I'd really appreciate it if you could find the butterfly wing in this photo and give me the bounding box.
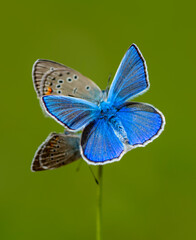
[31,132,81,171]
[107,44,149,106]
[116,102,165,147]
[32,59,102,103]
[32,146,45,171]
[42,95,100,131]
[81,118,124,165]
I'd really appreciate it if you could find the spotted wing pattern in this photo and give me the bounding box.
[31,132,81,171]
[32,59,102,103]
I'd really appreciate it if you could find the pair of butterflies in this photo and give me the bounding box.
[31,44,165,171]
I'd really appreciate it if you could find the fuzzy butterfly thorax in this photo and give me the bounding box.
[98,101,129,144]
[99,101,117,120]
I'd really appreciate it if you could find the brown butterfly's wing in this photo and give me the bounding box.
[31,146,45,171]
[31,132,81,172]
[32,59,102,103]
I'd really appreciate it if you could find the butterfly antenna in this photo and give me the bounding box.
[106,73,112,94]
[89,166,99,185]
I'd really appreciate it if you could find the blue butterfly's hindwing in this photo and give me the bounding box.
[107,44,149,106]
[42,95,100,131]
[81,118,124,164]
[116,102,165,146]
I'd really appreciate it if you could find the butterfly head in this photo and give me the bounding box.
[101,89,108,102]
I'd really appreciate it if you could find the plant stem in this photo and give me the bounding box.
[96,165,103,240]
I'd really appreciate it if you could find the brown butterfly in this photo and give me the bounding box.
[32,59,100,171]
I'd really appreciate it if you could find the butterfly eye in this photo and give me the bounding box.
[58,79,64,83]
[85,85,91,91]
[57,90,62,94]
[67,77,72,83]
[73,75,78,80]
[50,67,54,71]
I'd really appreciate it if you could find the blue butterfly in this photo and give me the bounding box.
[34,44,165,165]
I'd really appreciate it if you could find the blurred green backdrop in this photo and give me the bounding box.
[1,0,196,239]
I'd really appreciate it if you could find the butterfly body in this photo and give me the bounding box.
[33,44,165,166]
[99,101,117,119]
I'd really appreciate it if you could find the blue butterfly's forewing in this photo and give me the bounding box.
[116,102,165,146]
[81,118,124,164]
[42,95,100,131]
[107,44,149,106]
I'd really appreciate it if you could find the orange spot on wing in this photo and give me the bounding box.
[46,87,53,95]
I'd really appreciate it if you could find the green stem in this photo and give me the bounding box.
[96,165,103,240]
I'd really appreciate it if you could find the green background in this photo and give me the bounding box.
[1,0,196,239]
